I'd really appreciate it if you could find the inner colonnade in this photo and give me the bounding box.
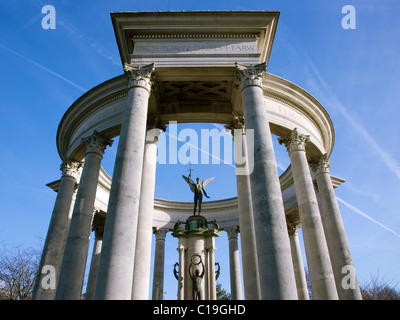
[33,11,362,300]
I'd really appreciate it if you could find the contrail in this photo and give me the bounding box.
[337,197,400,239]
[0,44,87,92]
[165,129,236,168]
[278,22,400,180]
[164,126,288,170]
[305,56,400,180]
[57,19,121,67]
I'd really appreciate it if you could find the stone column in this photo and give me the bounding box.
[206,236,217,300]
[279,129,338,300]
[85,224,103,300]
[177,238,187,300]
[226,114,261,299]
[95,63,155,300]
[235,62,297,300]
[152,228,167,300]
[32,160,82,300]
[203,243,210,300]
[288,223,309,300]
[311,154,362,300]
[132,127,164,300]
[226,226,243,300]
[56,131,112,300]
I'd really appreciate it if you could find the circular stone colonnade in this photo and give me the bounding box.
[33,11,362,300]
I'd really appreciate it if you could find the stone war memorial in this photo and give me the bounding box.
[33,11,362,300]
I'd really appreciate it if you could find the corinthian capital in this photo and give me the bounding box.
[60,160,83,179]
[154,228,168,241]
[278,128,310,154]
[235,62,267,89]
[124,63,155,91]
[287,223,300,237]
[224,112,245,135]
[81,130,113,156]
[226,226,239,240]
[310,153,331,175]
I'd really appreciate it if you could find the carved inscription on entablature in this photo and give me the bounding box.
[132,36,259,56]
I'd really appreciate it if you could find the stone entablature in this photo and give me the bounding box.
[131,34,259,53]
[112,11,279,69]
[58,73,334,161]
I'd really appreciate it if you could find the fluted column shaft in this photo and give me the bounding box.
[279,129,338,300]
[85,225,103,300]
[152,228,167,300]
[236,62,297,300]
[226,226,243,300]
[177,238,186,300]
[132,128,163,300]
[227,117,261,300]
[56,131,112,300]
[33,160,82,300]
[288,223,309,300]
[95,63,155,300]
[312,154,362,300]
[206,236,217,300]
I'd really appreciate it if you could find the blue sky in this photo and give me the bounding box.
[1,0,399,299]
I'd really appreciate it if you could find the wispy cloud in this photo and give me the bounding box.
[304,56,400,180]
[277,22,400,180]
[0,44,87,92]
[337,196,400,240]
[57,19,120,67]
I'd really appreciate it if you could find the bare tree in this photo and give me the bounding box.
[360,273,400,300]
[0,245,40,300]
[305,266,400,300]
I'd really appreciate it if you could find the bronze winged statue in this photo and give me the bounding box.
[182,164,214,215]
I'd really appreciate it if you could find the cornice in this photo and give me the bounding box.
[56,74,127,161]
[132,34,259,40]
[262,73,335,157]
[111,10,280,66]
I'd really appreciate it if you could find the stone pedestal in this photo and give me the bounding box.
[173,215,220,300]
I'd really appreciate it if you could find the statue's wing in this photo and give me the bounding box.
[202,177,214,188]
[182,175,196,193]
